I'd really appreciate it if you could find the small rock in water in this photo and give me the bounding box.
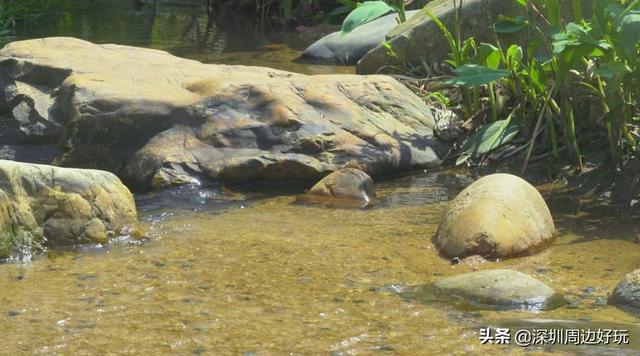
[297,168,376,208]
[433,269,563,311]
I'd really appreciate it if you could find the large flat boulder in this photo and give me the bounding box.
[356,0,522,74]
[0,37,445,189]
[301,10,419,65]
[0,160,138,261]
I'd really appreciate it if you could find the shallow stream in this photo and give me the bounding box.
[2,1,640,354]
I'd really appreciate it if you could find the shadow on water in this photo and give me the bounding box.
[547,194,640,245]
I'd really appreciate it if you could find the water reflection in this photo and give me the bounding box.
[16,0,353,75]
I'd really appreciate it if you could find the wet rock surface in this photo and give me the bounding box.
[433,269,562,310]
[301,10,419,65]
[297,168,376,207]
[0,160,138,260]
[434,173,555,260]
[0,37,445,190]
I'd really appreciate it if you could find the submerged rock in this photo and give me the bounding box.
[0,37,445,190]
[434,173,555,260]
[0,160,139,260]
[297,168,376,207]
[609,269,640,311]
[357,0,522,74]
[434,269,562,310]
[301,10,419,65]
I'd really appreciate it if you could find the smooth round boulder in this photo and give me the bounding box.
[434,269,562,310]
[435,173,554,260]
[609,269,640,311]
[298,168,376,207]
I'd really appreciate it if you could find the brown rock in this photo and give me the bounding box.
[434,173,554,260]
[298,168,376,207]
[0,37,446,190]
[0,160,139,261]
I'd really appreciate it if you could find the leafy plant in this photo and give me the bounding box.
[0,0,56,42]
[339,0,409,34]
[341,0,394,34]
[428,0,640,172]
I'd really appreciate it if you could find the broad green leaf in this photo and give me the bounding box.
[506,44,523,71]
[528,59,547,94]
[597,62,630,79]
[456,119,519,165]
[445,64,510,87]
[619,0,640,18]
[478,43,501,69]
[494,15,529,33]
[341,1,394,34]
[619,11,640,55]
[552,22,611,55]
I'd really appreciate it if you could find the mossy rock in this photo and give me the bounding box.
[0,160,139,262]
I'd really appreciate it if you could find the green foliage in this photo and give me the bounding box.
[341,1,394,34]
[338,0,409,34]
[445,65,510,87]
[329,0,360,19]
[0,0,57,42]
[429,0,640,171]
[457,117,520,165]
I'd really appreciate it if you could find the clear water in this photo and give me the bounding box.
[12,0,353,75]
[2,1,640,354]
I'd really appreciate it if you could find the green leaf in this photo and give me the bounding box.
[597,62,630,79]
[528,59,547,94]
[425,8,461,66]
[456,119,519,165]
[445,64,510,87]
[478,43,501,69]
[494,15,529,33]
[341,1,394,34]
[619,11,640,55]
[545,0,562,27]
[506,44,523,71]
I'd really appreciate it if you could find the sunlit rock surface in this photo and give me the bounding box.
[434,173,555,260]
[297,167,376,208]
[357,0,522,74]
[0,37,446,189]
[301,10,419,65]
[433,269,562,310]
[0,160,138,260]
